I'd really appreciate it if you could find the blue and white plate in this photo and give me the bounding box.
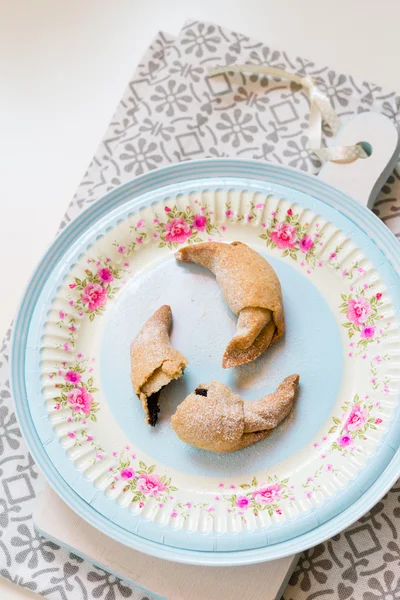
[12,159,400,565]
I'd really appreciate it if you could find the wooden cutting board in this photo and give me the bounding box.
[34,486,299,600]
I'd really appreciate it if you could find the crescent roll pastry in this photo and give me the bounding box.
[171,374,299,453]
[130,305,188,426]
[175,241,284,368]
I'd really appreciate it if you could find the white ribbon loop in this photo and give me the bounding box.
[208,65,368,163]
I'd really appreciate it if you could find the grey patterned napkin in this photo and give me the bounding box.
[1,19,400,600]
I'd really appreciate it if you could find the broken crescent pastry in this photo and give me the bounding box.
[175,241,284,368]
[171,374,299,453]
[130,305,188,426]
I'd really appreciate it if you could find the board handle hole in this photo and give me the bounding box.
[358,141,373,158]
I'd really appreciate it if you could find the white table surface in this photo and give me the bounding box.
[1,0,399,597]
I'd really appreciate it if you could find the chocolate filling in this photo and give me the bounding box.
[195,387,208,397]
[147,390,161,426]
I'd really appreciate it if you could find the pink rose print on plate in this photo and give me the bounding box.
[81,282,107,312]
[343,404,368,431]
[67,387,93,414]
[299,235,314,253]
[64,370,82,384]
[360,326,375,339]
[337,434,354,448]
[97,267,114,284]
[193,214,207,232]
[269,223,297,249]
[120,468,135,480]
[346,297,372,326]
[236,496,250,509]
[252,483,282,505]
[164,217,192,244]
[137,473,167,497]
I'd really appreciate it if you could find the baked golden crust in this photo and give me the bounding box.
[175,241,284,368]
[171,374,299,453]
[130,305,188,426]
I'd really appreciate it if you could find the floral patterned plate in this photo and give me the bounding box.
[12,159,400,565]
